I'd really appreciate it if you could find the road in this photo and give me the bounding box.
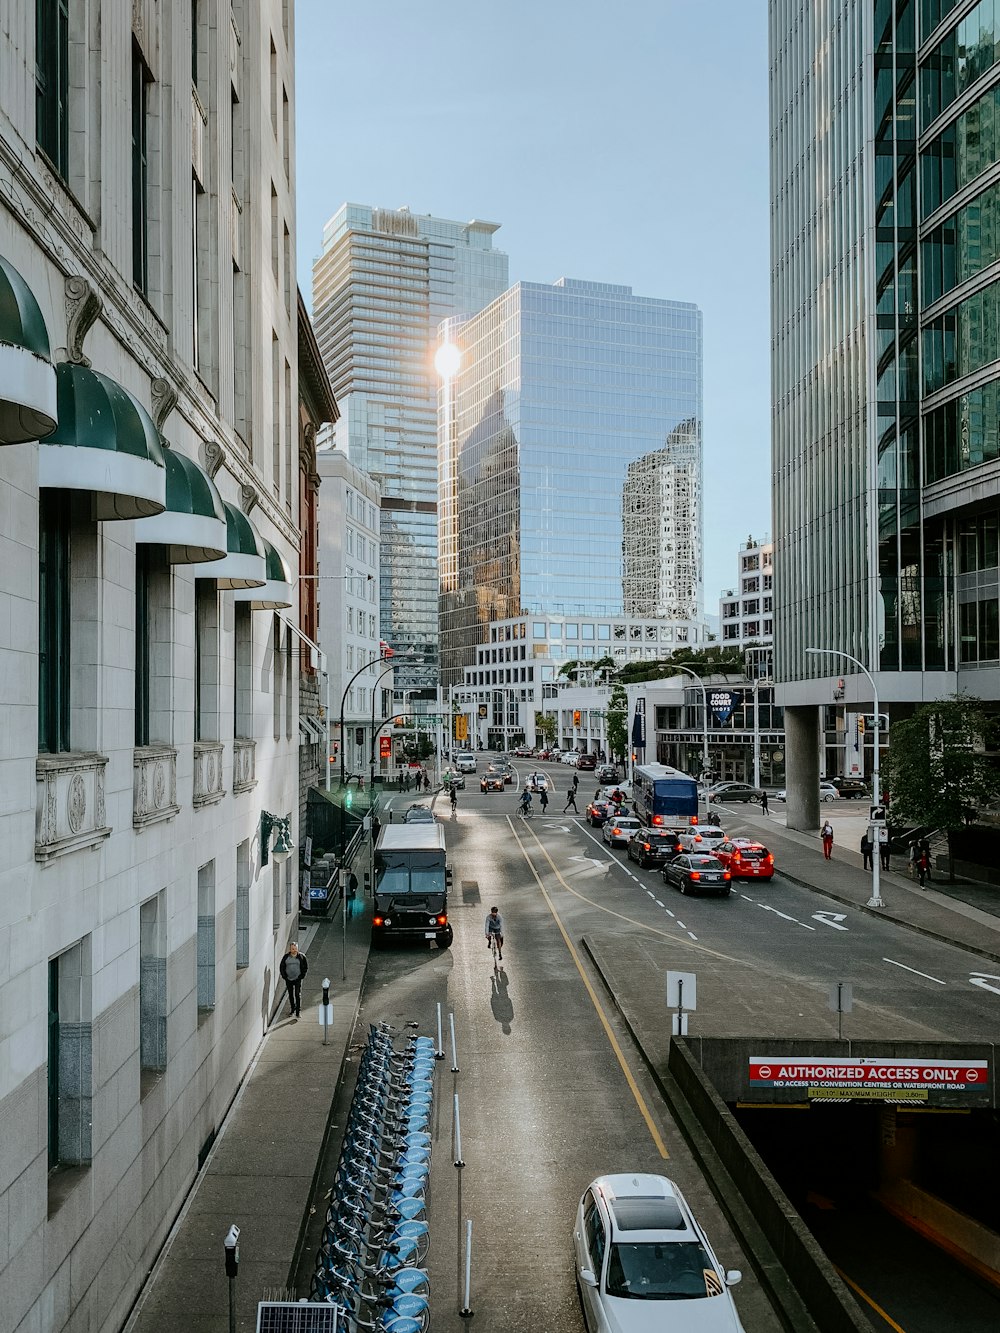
[306,761,1000,1332]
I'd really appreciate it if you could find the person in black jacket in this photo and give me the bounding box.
[279,940,308,1018]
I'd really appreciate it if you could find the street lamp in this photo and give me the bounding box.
[339,651,422,786]
[260,810,293,867]
[670,665,710,781]
[806,647,884,909]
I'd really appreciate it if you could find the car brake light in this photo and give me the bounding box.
[693,834,702,843]
[436,914,447,926]
[723,871,731,880]
[766,853,774,865]
[652,814,662,825]
[373,916,384,927]
[732,852,741,863]
[690,871,701,881]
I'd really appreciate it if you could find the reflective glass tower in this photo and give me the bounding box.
[770,0,1000,708]
[312,204,509,689]
[438,279,705,685]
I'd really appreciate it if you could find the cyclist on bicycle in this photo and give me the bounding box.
[518,789,532,816]
[485,906,504,959]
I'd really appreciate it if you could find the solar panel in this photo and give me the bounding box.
[256,1303,344,1333]
[611,1196,687,1232]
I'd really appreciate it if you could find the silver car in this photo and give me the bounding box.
[574,1173,745,1332]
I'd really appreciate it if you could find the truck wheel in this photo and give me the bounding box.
[437,926,454,949]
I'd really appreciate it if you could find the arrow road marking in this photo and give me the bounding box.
[970,972,1000,997]
[568,855,607,870]
[883,957,946,985]
[812,911,849,931]
[757,904,816,930]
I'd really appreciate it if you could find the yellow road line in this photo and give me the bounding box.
[833,1267,907,1332]
[509,819,670,1159]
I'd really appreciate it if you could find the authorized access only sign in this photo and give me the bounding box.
[749,1056,990,1103]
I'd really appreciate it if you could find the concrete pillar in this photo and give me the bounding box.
[785,705,821,830]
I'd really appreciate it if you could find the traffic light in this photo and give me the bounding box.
[344,787,353,809]
[573,710,581,726]
[857,716,865,735]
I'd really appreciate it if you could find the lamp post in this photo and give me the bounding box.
[369,663,404,796]
[806,647,884,908]
[670,665,710,781]
[339,651,422,787]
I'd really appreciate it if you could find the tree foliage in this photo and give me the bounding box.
[882,696,1000,839]
[615,647,743,685]
[605,683,629,763]
[535,710,557,745]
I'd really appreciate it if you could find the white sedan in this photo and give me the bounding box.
[602,815,642,847]
[774,784,840,803]
[524,772,551,793]
[677,826,729,853]
[574,1173,746,1332]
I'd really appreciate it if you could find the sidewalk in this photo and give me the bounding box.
[123,892,372,1333]
[725,804,1000,964]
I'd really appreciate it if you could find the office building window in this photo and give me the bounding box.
[132,44,150,293]
[48,937,92,1170]
[39,492,71,753]
[36,0,69,179]
[135,545,151,745]
[197,862,216,1011]
[194,582,219,741]
[236,839,250,968]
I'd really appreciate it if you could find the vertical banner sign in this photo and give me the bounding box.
[631,699,646,752]
[710,691,736,724]
[379,736,392,759]
[454,715,468,742]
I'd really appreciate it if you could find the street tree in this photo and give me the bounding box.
[882,694,1000,879]
[534,711,557,747]
[605,683,629,765]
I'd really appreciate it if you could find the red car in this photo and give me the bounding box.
[713,839,775,879]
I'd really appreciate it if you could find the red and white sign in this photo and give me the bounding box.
[379,736,392,758]
[750,1056,989,1092]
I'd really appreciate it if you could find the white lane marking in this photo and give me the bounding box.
[688,932,698,941]
[664,908,675,918]
[677,920,686,929]
[740,894,753,901]
[655,899,664,907]
[883,957,946,985]
[812,911,849,931]
[970,972,1000,996]
[647,890,656,898]
[757,904,816,930]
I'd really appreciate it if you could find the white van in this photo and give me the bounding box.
[455,752,477,773]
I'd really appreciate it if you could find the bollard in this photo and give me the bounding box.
[318,978,333,1045]
[435,1002,445,1060]
[223,1224,240,1333]
[449,1010,459,1072]
[453,1092,464,1167]
[459,1218,474,1317]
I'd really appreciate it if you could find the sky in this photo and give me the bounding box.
[294,0,771,609]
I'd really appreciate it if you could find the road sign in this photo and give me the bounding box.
[666,970,697,1010]
[828,982,853,1013]
[870,806,886,822]
[873,824,888,844]
[861,713,889,732]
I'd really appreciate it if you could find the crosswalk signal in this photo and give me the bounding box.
[857,716,865,735]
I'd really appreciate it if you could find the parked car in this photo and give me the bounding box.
[480,773,505,793]
[513,746,534,757]
[586,799,611,826]
[440,769,465,789]
[603,815,643,847]
[403,805,436,824]
[705,782,763,804]
[677,826,729,854]
[525,772,551,793]
[713,839,775,879]
[561,751,580,766]
[830,776,869,799]
[662,853,732,896]
[573,1174,745,1333]
[576,753,597,770]
[773,784,839,803]
[596,764,619,784]
[627,829,683,868]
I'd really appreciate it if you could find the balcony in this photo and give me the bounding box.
[36,752,111,862]
[193,740,225,807]
[133,745,180,830]
[233,738,256,794]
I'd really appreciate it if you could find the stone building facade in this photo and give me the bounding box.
[0,3,302,1330]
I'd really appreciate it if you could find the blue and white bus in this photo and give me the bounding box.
[632,763,699,828]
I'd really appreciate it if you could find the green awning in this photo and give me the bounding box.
[191,500,266,588]
[135,448,228,563]
[39,362,166,519]
[232,538,293,609]
[0,254,58,445]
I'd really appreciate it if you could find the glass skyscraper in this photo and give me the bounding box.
[770,0,1000,710]
[312,204,509,689]
[438,278,705,685]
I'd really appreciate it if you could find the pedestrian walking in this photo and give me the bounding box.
[879,839,890,872]
[563,786,579,813]
[423,771,430,791]
[760,789,769,816]
[572,771,579,792]
[539,788,549,814]
[919,838,932,883]
[821,820,834,859]
[279,940,308,1018]
[860,832,873,870]
[917,843,931,886]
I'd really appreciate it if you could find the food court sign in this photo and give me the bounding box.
[749,1056,991,1103]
